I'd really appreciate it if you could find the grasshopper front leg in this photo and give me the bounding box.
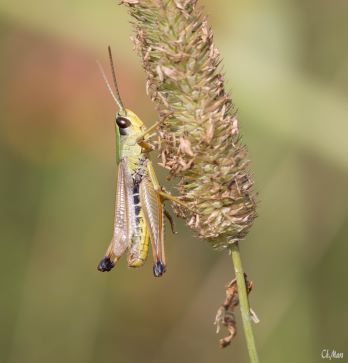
[136,121,161,145]
[136,122,160,153]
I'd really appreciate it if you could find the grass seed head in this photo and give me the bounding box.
[122,0,257,249]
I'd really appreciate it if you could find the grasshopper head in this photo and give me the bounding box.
[98,47,145,137]
[116,108,145,136]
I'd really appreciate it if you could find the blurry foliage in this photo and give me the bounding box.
[0,1,347,363]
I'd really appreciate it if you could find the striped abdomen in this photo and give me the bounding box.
[127,161,150,267]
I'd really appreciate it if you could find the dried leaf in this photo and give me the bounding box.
[214,274,255,348]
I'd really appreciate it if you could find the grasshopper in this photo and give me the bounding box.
[97,47,184,277]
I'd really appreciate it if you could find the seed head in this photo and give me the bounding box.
[122,0,257,249]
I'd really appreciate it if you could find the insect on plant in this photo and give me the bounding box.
[96,47,186,277]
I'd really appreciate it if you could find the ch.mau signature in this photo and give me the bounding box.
[321,349,344,360]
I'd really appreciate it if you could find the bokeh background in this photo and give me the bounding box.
[1,1,347,362]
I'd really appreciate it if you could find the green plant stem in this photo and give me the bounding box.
[230,242,260,363]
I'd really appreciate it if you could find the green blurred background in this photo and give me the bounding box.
[1,1,347,362]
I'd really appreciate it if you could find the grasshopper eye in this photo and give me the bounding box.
[116,116,131,129]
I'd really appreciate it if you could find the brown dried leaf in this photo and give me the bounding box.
[214,274,254,348]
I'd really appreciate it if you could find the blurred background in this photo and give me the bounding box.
[1,0,347,362]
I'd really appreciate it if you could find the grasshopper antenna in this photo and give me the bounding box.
[96,47,126,114]
[108,46,126,114]
[97,61,121,109]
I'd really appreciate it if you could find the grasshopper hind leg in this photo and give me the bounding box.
[140,160,169,277]
[140,177,166,278]
[153,260,166,277]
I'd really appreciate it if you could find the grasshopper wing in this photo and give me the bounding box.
[98,159,134,271]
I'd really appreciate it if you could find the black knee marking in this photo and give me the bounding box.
[153,260,166,277]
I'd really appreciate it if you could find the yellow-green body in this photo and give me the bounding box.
[98,108,166,276]
[96,47,185,276]
[116,109,150,267]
